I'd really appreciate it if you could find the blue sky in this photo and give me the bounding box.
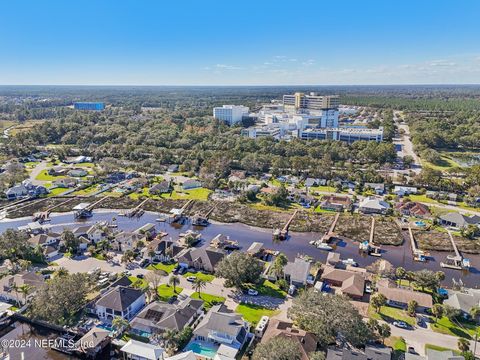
[1,0,479,85]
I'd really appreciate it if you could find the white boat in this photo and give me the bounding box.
[342,258,358,267]
[317,243,332,251]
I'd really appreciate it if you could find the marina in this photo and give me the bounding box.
[0,209,479,287]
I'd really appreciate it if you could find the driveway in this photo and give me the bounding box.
[29,161,49,186]
[388,321,480,357]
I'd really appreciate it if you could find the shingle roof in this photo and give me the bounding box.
[96,286,144,311]
[377,284,433,308]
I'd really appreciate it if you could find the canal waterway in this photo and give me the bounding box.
[1,209,479,287]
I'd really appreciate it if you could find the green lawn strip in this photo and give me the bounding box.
[147,262,177,273]
[182,272,215,283]
[368,305,416,327]
[407,194,439,204]
[424,344,462,355]
[430,316,479,339]
[48,187,69,196]
[71,185,99,196]
[128,276,148,289]
[157,284,183,302]
[309,185,336,193]
[248,280,286,299]
[75,162,96,168]
[121,333,150,343]
[235,303,280,326]
[167,188,212,201]
[92,253,106,261]
[191,292,226,310]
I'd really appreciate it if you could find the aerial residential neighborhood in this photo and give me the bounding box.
[0,1,480,360]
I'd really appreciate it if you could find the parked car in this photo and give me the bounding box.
[247,289,258,296]
[186,276,196,282]
[137,274,144,279]
[365,284,373,293]
[168,295,177,304]
[393,321,408,329]
[178,267,187,275]
[173,265,180,274]
[407,347,416,354]
[416,316,426,328]
[288,285,296,296]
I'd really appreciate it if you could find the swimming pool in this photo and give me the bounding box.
[97,323,114,332]
[185,341,218,359]
[415,221,426,227]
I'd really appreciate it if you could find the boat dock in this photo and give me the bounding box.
[440,231,470,270]
[273,209,298,240]
[170,199,195,223]
[33,197,76,222]
[320,212,340,243]
[73,196,109,219]
[408,225,429,262]
[192,206,214,226]
[123,198,149,218]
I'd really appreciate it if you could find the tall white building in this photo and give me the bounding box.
[213,105,250,125]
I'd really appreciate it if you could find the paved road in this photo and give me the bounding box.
[389,321,480,357]
[29,161,49,186]
[418,201,480,217]
[393,111,422,175]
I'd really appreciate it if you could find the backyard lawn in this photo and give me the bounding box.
[430,316,479,339]
[235,303,280,325]
[147,262,177,273]
[424,344,461,355]
[48,187,69,196]
[167,188,212,201]
[368,305,416,327]
[157,284,183,302]
[71,185,99,196]
[183,272,215,283]
[191,292,226,310]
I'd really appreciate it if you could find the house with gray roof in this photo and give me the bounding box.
[95,286,146,321]
[176,247,226,273]
[130,297,203,338]
[326,345,392,360]
[439,212,480,229]
[444,288,480,322]
[284,257,311,287]
[191,304,250,352]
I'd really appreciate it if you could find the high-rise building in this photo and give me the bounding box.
[73,102,105,111]
[283,92,340,111]
[213,105,250,125]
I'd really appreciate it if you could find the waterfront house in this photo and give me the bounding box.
[134,223,157,239]
[405,348,466,360]
[85,224,107,243]
[358,197,390,215]
[149,181,171,195]
[112,231,145,252]
[0,271,45,305]
[182,179,202,190]
[165,351,196,360]
[95,286,146,321]
[64,155,92,164]
[261,319,317,360]
[444,288,480,322]
[395,201,430,218]
[321,267,366,300]
[376,280,433,312]
[439,212,480,229]
[191,304,250,355]
[5,183,29,200]
[75,327,111,357]
[52,177,78,188]
[284,257,311,287]
[320,195,352,212]
[28,232,61,248]
[120,339,164,360]
[130,297,203,338]
[176,247,226,273]
[144,238,184,262]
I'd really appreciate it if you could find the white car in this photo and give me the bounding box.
[186,276,196,282]
[365,284,373,293]
[393,321,408,329]
[247,289,259,296]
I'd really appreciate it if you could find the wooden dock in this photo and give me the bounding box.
[124,198,149,217]
[74,196,110,218]
[33,197,76,222]
[408,225,428,262]
[274,209,298,240]
[320,212,340,243]
[440,231,469,270]
[192,206,214,226]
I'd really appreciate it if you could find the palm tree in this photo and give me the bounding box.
[193,278,206,298]
[55,267,69,277]
[458,337,470,353]
[169,275,180,293]
[470,305,480,322]
[17,284,31,304]
[112,316,130,334]
[10,282,20,306]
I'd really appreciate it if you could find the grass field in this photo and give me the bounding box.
[157,284,183,302]
[167,188,212,201]
[235,303,280,326]
[147,262,177,273]
[407,194,438,204]
[191,292,225,310]
[368,305,416,326]
[430,316,479,339]
[129,276,148,289]
[424,344,461,355]
[309,185,337,193]
[36,170,65,181]
[71,185,99,196]
[183,272,215,282]
[250,280,287,299]
[48,187,69,196]
[420,154,461,172]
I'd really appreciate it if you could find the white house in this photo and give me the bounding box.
[393,186,417,196]
[358,197,391,214]
[120,340,164,360]
[95,286,146,321]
